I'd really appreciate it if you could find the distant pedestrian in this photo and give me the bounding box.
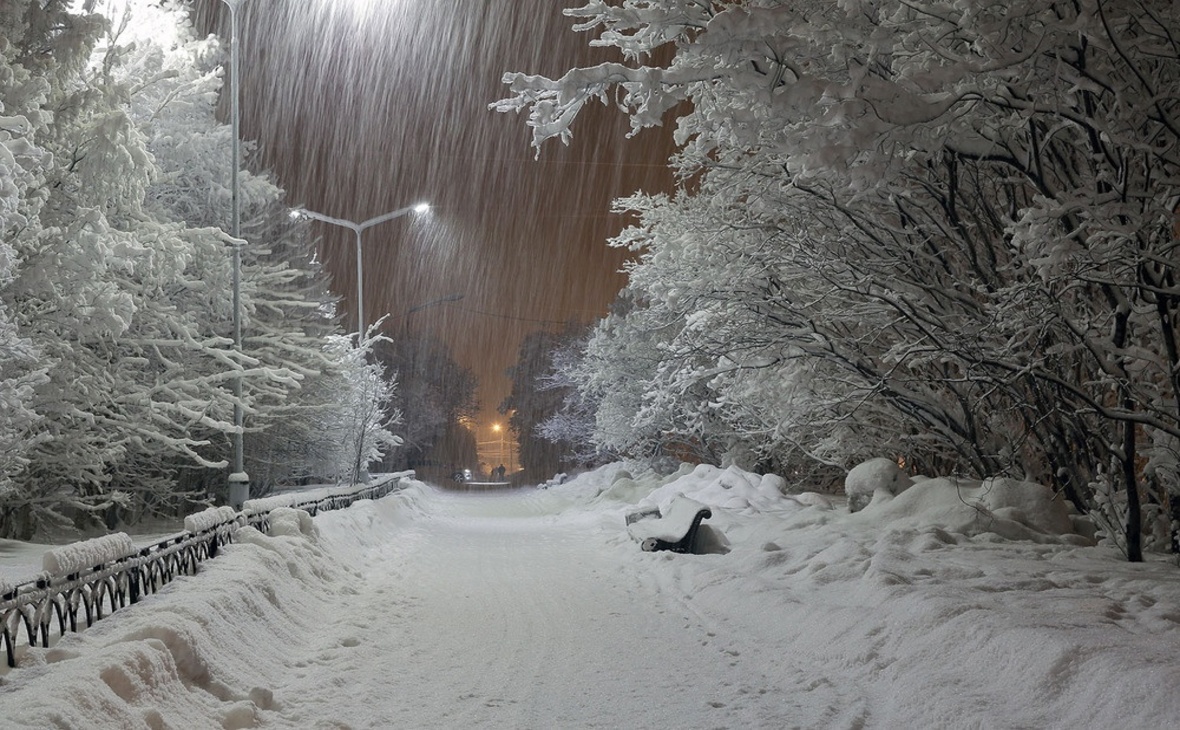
[495,464,506,481]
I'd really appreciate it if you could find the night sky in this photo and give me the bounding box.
[196,0,676,431]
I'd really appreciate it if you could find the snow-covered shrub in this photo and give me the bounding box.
[845,459,914,513]
[976,478,1074,536]
[857,477,1085,544]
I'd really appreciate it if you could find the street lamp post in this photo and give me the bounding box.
[220,0,249,510]
[295,203,430,338]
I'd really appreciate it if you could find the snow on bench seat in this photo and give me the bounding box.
[627,496,712,553]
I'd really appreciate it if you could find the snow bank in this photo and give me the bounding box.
[241,473,405,514]
[42,533,136,576]
[548,460,1087,547]
[1,474,1178,728]
[643,463,812,515]
[183,505,237,534]
[845,457,914,512]
[0,485,427,725]
[266,507,319,540]
[856,475,1084,542]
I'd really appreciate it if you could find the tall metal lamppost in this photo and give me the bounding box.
[220,0,249,510]
[294,203,431,338]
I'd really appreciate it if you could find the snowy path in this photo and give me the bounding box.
[271,489,838,729]
[6,470,1180,729]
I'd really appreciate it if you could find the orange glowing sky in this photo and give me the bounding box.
[198,0,676,427]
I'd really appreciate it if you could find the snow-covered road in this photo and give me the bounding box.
[273,488,829,728]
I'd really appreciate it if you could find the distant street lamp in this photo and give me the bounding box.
[220,0,249,510]
[492,423,505,473]
[294,203,431,338]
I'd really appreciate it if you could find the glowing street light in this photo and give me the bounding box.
[492,423,505,474]
[294,203,431,338]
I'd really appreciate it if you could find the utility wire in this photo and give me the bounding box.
[454,305,593,327]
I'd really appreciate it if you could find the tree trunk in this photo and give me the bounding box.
[1122,411,1143,562]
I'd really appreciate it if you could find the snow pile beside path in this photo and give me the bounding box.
[0,485,425,727]
[42,533,136,575]
[856,474,1087,543]
[183,506,236,534]
[241,472,406,514]
[845,457,914,512]
[558,463,1177,726]
[543,461,660,504]
[552,460,1089,546]
[643,463,802,514]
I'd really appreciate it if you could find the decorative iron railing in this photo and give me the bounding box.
[0,472,410,669]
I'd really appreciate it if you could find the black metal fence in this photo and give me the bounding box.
[0,473,410,669]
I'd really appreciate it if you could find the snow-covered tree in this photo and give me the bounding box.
[0,5,53,529]
[498,0,1180,559]
[109,1,349,497]
[318,330,401,485]
[501,321,595,480]
[372,332,477,473]
[0,1,369,535]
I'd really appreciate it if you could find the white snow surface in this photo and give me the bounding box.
[844,457,914,500]
[2,466,1180,728]
[626,495,710,544]
[41,532,136,576]
[183,506,237,535]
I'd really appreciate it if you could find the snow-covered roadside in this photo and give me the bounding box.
[2,467,1179,728]
[548,462,1180,727]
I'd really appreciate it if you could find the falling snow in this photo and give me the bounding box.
[194,0,676,428]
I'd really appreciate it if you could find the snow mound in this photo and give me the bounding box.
[267,507,319,541]
[183,505,237,534]
[548,461,1082,547]
[627,496,710,544]
[857,476,1084,542]
[845,458,914,512]
[544,461,672,504]
[5,502,346,727]
[43,533,136,575]
[645,463,801,514]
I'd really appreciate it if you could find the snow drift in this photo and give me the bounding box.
[2,467,1179,729]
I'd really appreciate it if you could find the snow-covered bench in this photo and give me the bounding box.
[626,496,712,553]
